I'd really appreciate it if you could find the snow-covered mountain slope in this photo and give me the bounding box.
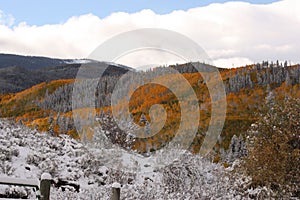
[0,119,273,199]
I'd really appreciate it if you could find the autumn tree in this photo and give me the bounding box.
[245,97,300,197]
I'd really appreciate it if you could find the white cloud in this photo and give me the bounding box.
[214,57,254,68]
[0,0,300,68]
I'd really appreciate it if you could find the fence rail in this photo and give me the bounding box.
[0,173,51,200]
[0,174,121,200]
[0,177,39,189]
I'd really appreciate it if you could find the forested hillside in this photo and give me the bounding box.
[0,60,300,198]
[1,61,299,151]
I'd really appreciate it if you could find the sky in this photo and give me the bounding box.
[0,0,299,68]
[0,0,278,26]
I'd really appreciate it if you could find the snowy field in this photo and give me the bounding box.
[0,119,274,199]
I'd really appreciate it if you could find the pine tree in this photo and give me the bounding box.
[227,134,246,163]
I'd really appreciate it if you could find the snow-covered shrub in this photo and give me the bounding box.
[26,152,44,166]
[38,158,59,177]
[121,180,161,200]
[3,186,34,199]
[0,148,12,162]
[10,146,19,157]
[107,168,136,186]
[51,185,111,200]
[0,161,15,175]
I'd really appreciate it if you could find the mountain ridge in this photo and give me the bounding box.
[0,53,133,94]
[0,53,90,70]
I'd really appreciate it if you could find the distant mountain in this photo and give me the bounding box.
[0,53,92,70]
[0,54,133,94]
[0,66,46,93]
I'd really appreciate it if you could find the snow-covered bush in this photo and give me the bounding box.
[3,186,33,199]
[26,152,44,166]
[0,161,15,175]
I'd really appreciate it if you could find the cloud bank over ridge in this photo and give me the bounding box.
[0,0,299,68]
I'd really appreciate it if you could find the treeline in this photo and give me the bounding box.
[39,60,300,113]
[226,61,299,93]
[36,61,300,142]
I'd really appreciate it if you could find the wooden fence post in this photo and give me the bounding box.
[40,173,52,200]
[111,182,121,200]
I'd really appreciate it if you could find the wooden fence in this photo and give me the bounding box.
[0,173,51,200]
[0,174,121,200]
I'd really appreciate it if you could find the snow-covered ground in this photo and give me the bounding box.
[0,119,275,199]
[64,59,94,65]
